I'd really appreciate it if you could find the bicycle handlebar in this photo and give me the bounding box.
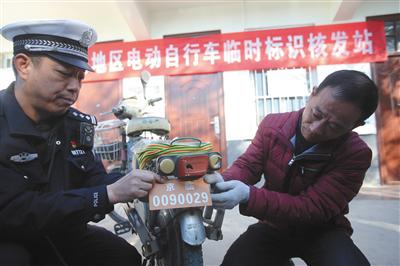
[148,97,162,106]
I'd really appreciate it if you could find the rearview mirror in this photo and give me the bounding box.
[140,70,151,99]
[140,70,151,88]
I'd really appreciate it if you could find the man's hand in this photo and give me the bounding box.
[106,169,165,204]
[203,172,224,185]
[211,180,250,210]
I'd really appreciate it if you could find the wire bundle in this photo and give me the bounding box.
[136,140,213,169]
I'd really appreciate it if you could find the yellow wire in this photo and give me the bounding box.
[136,142,213,169]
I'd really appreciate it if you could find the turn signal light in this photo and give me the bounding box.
[158,158,175,175]
[209,153,222,170]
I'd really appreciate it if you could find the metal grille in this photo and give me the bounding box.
[251,68,315,124]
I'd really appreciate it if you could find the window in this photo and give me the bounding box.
[368,14,400,55]
[1,53,13,69]
[384,20,400,53]
[251,67,315,124]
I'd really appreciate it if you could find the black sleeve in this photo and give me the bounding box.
[0,164,113,238]
[71,151,122,222]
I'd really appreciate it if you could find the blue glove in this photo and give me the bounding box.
[203,172,224,185]
[211,180,250,210]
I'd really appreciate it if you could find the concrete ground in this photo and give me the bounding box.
[97,185,399,266]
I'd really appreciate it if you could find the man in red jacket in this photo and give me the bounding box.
[205,70,378,266]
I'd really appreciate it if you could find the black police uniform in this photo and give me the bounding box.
[0,83,141,266]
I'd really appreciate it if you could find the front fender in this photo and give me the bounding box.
[179,209,206,246]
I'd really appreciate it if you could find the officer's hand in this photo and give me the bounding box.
[203,172,224,185]
[211,180,250,210]
[107,169,165,204]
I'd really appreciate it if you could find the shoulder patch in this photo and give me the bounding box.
[67,108,97,125]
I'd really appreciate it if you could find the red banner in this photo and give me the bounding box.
[85,21,387,82]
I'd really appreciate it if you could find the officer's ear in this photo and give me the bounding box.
[14,53,34,81]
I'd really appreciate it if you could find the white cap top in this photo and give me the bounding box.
[1,19,98,71]
[1,19,97,47]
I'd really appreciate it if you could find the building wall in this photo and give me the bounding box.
[149,2,398,38]
[352,2,400,21]
[0,68,14,89]
[149,3,334,38]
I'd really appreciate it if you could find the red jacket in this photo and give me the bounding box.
[222,109,372,235]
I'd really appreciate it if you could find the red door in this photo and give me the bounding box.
[74,79,122,122]
[165,73,227,169]
[372,56,400,184]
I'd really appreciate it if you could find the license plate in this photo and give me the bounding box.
[149,178,212,210]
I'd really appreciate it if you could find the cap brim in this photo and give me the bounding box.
[46,52,94,72]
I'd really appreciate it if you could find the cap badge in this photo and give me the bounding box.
[79,29,94,47]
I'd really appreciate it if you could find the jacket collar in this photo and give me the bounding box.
[2,82,44,138]
[280,108,303,141]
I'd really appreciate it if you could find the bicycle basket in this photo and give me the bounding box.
[94,119,126,161]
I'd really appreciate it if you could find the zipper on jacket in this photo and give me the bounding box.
[284,152,332,193]
[287,153,332,166]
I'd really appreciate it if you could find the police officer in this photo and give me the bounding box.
[0,19,163,266]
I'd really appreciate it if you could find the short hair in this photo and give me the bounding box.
[12,53,42,77]
[316,70,379,122]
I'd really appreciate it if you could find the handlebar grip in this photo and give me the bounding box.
[99,110,113,116]
[112,106,124,115]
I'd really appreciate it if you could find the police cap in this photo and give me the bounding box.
[0,19,97,71]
